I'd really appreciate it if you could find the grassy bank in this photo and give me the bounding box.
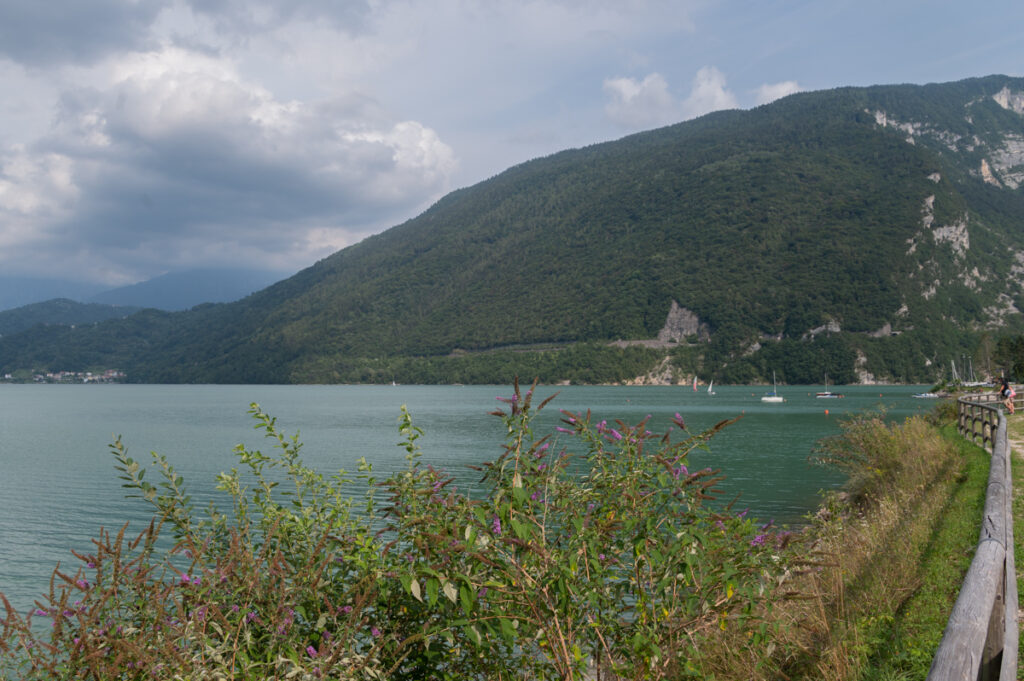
[706,407,994,681]
[1009,415,1024,679]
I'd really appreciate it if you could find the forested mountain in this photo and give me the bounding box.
[0,299,140,338]
[2,75,1023,385]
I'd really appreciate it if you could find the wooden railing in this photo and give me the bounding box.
[927,395,1017,680]
[958,393,1004,450]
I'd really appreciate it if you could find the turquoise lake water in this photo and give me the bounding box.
[0,383,938,614]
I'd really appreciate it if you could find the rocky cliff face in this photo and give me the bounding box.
[871,85,1024,189]
[657,301,709,342]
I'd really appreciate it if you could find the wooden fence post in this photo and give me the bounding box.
[929,401,1016,680]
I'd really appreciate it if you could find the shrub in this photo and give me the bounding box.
[1,381,791,680]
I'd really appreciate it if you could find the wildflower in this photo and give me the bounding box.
[246,611,258,623]
[672,464,689,480]
[609,429,623,441]
[555,426,573,434]
[750,534,767,547]
[492,515,502,536]
[76,579,88,589]
[231,604,240,613]
[371,626,382,638]
[306,645,318,658]
[87,562,96,569]
[33,609,47,617]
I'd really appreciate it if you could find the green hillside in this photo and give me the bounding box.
[2,75,1023,385]
[0,299,141,338]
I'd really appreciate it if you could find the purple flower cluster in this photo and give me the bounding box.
[179,573,201,586]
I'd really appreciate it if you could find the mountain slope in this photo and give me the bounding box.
[1,75,1023,384]
[0,299,141,337]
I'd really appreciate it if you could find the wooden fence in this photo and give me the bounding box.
[927,394,1017,680]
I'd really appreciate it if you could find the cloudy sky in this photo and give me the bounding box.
[1,0,1022,289]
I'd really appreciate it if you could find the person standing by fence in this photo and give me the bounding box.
[1001,376,1016,414]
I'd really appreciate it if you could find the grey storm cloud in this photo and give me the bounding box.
[0,0,165,66]
[186,0,377,35]
[0,0,380,67]
[1,40,455,282]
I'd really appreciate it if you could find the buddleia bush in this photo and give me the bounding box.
[1,380,792,680]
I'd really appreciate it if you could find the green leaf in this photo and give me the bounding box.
[499,617,517,641]
[465,624,482,646]
[442,580,458,604]
[510,517,531,541]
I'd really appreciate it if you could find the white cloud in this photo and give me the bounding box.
[0,45,456,283]
[682,66,738,119]
[603,66,740,131]
[603,73,680,129]
[755,80,803,105]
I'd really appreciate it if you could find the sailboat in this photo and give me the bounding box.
[707,379,715,396]
[692,376,698,391]
[761,371,785,403]
[816,374,843,398]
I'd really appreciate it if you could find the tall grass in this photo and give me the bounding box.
[705,410,989,681]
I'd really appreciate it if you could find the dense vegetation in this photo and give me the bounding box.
[0,299,140,338]
[0,384,791,679]
[995,333,1024,380]
[1,75,1023,384]
[0,386,993,679]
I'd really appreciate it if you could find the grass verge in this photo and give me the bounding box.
[707,410,993,681]
[1007,414,1024,680]
[859,422,991,680]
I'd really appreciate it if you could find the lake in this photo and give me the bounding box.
[0,383,938,614]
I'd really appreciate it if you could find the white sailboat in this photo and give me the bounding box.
[761,371,785,403]
[707,379,715,396]
[816,374,843,398]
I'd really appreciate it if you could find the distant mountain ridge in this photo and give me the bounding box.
[1,75,1022,384]
[0,277,108,312]
[86,268,291,311]
[0,268,290,314]
[0,299,141,338]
